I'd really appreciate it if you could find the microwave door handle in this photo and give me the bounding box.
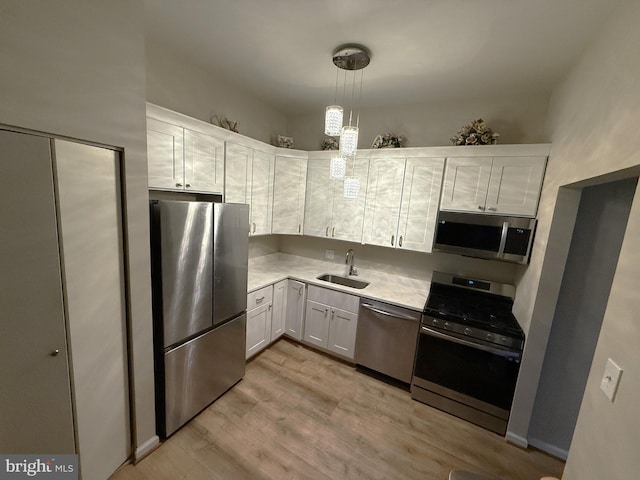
[498,221,509,258]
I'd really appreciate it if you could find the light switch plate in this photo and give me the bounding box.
[600,358,623,402]
[325,249,334,260]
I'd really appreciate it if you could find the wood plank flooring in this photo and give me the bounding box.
[111,339,564,480]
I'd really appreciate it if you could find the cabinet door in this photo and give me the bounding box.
[328,307,358,359]
[225,142,251,205]
[440,157,492,212]
[486,156,546,217]
[303,299,330,349]
[0,131,75,454]
[184,128,224,194]
[271,280,287,341]
[331,156,369,242]
[250,149,274,236]
[285,280,306,341]
[362,157,406,248]
[272,155,307,235]
[397,157,445,253]
[304,157,334,238]
[246,302,272,359]
[147,117,184,190]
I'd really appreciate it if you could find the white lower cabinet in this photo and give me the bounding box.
[246,285,273,359]
[303,285,359,360]
[271,280,287,341]
[285,280,306,341]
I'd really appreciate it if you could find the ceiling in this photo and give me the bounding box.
[143,0,620,116]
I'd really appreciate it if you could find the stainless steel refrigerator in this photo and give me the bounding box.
[150,200,249,438]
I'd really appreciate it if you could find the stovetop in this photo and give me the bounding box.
[422,275,525,348]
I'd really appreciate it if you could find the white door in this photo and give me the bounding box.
[246,303,272,358]
[146,117,184,190]
[271,280,287,341]
[0,130,76,454]
[440,157,493,212]
[184,128,224,194]
[303,300,330,349]
[249,149,274,236]
[397,157,445,252]
[225,142,251,205]
[285,280,306,341]
[331,156,369,242]
[272,155,307,235]
[304,157,334,238]
[362,157,406,248]
[54,139,131,480]
[486,156,546,217]
[328,307,358,359]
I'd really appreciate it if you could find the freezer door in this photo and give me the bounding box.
[158,201,214,347]
[213,203,249,324]
[163,313,246,437]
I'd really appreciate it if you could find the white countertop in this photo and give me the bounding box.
[248,253,429,311]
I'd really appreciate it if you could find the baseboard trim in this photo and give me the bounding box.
[134,435,160,462]
[528,437,569,460]
[505,431,528,449]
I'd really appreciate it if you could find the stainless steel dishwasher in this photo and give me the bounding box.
[355,298,421,384]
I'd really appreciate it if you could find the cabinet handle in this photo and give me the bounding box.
[51,349,60,357]
[487,206,497,211]
[324,308,328,317]
[268,304,272,311]
[256,296,265,303]
[252,223,256,233]
[185,183,192,188]
[331,227,335,237]
[298,286,303,296]
[176,182,183,187]
[331,310,335,319]
[478,205,485,211]
[391,234,395,246]
[325,226,330,237]
[298,224,301,234]
[399,235,403,247]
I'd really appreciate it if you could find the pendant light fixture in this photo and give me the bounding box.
[324,44,370,196]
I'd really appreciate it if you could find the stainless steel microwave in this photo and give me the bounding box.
[433,211,537,264]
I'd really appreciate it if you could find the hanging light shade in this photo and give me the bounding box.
[324,105,343,136]
[343,177,360,199]
[339,125,359,158]
[330,155,346,179]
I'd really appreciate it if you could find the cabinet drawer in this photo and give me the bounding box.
[247,285,273,309]
[307,285,359,313]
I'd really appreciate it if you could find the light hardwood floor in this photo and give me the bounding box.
[111,339,564,480]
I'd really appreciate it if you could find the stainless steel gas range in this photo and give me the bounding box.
[411,272,524,435]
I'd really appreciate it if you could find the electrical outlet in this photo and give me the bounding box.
[600,358,623,402]
[325,249,334,260]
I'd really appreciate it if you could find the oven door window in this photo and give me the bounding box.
[414,332,520,410]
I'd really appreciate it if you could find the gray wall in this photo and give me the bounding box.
[528,178,637,458]
[0,0,156,458]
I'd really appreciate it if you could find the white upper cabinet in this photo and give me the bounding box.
[183,129,225,193]
[272,154,307,235]
[225,142,274,236]
[146,107,224,194]
[441,155,546,217]
[304,152,369,243]
[147,117,184,190]
[363,155,444,253]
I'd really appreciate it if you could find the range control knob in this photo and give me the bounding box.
[431,319,439,327]
[501,337,509,345]
[486,333,495,342]
[443,322,450,330]
[464,328,473,336]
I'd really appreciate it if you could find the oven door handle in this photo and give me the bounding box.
[361,303,419,322]
[420,326,521,359]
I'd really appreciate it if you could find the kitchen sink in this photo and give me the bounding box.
[316,273,369,289]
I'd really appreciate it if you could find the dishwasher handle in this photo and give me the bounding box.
[361,303,419,322]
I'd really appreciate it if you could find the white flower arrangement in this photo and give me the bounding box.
[372,133,406,148]
[450,118,499,145]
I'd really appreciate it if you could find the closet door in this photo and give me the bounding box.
[53,140,131,480]
[0,130,75,453]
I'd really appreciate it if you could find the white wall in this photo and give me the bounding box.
[288,92,551,151]
[145,39,288,146]
[505,3,640,477]
[0,0,156,461]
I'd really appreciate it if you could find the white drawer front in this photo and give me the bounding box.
[247,284,273,310]
[307,285,359,313]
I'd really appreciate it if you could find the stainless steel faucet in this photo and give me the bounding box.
[345,249,358,276]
